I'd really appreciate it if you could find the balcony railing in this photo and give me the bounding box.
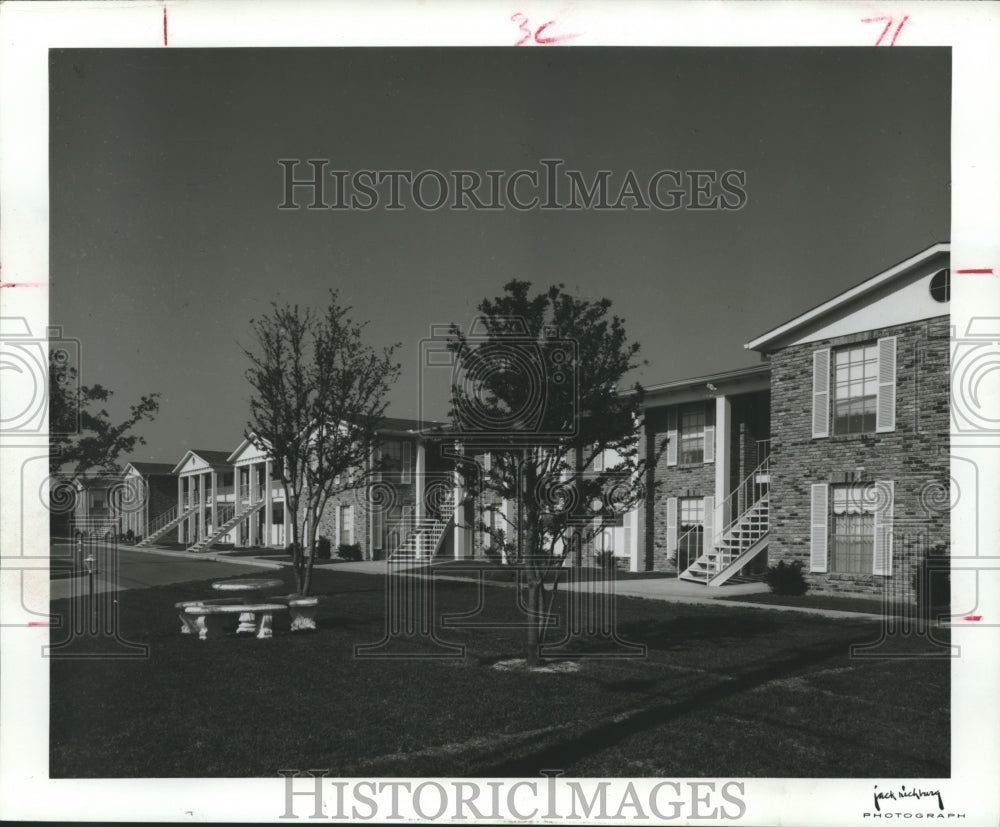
[756,439,771,466]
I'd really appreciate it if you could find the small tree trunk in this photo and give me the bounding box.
[525,578,544,667]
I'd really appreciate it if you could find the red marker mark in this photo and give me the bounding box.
[963,615,983,622]
[511,13,580,46]
[955,268,994,275]
[1,282,45,288]
[862,15,909,46]
[163,6,168,46]
[28,621,50,627]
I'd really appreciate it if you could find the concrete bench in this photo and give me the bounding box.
[184,602,288,640]
[268,594,319,632]
[174,597,245,635]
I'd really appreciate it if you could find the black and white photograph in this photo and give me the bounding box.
[1,2,998,824]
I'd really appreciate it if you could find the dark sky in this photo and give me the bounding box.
[49,47,950,464]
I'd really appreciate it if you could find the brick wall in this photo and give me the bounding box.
[767,315,950,600]
[645,405,715,572]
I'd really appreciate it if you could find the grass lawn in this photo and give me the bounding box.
[416,559,675,583]
[49,566,949,779]
[715,590,943,618]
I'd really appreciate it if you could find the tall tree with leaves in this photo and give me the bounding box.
[243,291,400,596]
[448,280,660,666]
[49,354,161,479]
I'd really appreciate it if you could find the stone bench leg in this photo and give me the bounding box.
[236,611,258,634]
[256,611,276,639]
[178,610,200,635]
[289,606,317,632]
[193,614,226,641]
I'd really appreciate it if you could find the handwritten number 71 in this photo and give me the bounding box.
[862,15,909,47]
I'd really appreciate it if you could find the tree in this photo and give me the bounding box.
[243,291,400,596]
[49,354,161,479]
[447,280,660,666]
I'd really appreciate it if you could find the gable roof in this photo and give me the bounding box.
[124,461,176,477]
[745,242,950,353]
[171,449,235,474]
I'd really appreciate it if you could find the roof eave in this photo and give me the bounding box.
[745,242,950,353]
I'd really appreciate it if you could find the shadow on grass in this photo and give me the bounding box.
[478,636,879,777]
[617,611,786,651]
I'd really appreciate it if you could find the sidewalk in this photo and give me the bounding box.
[133,547,886,620]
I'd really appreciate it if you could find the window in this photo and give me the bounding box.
[677,496,705,570]
[679,405,706,464]
[339,504,353,546]
[829,485,875,574]
[833,343,878,435]
[379,440,412,483]
[929,269,950,303]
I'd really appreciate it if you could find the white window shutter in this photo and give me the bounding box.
[812,349,830,438]
[873,480,894,575]
[623,516,632,560]
[876,336,897,433]
[401,441,412,484]
[666,409,678,466]
[703,402,715,464]
[666,497,678,559]
[810,484,829,572]
[703,495,715,549]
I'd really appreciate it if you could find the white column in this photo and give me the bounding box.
[176,475,183,543]
[198,472,207,542]
[415,441,426,523]
[210,471,218,536]
[628,507,640,572]
[714,395,732,543]
[265,459,273,547]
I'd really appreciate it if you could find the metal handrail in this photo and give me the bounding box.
[676,454,770,575]
[145,504,186,538]
[386,494,454,559]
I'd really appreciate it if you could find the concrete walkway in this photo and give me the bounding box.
[133,547,886,620]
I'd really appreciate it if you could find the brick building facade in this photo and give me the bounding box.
[746,243,951,599]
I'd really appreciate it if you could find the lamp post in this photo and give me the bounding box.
[84,550,96,616]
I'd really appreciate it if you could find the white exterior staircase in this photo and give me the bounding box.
[387,499,455,562]
[135,505,190,547]
[679,456,770,586]
[187,501,265,552]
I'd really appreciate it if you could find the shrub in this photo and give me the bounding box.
[911,544,950,610]
[286,541,301,558]
[765,560,809,596]
[316,535,332,560]
[594,550,618,571]
[124,529,136,545]
[482,545,503,564]
[338,543,363,562]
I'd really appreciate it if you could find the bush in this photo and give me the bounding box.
[338,543,363,562]
[286,541,301,558]
[912,545,950,610]
[124,529,136,545]
[594,550,618,571]
[316,535,332,560]
[765,560,809,596]
[482,545,503,564]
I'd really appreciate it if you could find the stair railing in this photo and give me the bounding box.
[144,504,184,538]
[677,454,770,577]
[714,454,770,568]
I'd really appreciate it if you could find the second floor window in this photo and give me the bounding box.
[679,404,706,464]
[833,343,878,435]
